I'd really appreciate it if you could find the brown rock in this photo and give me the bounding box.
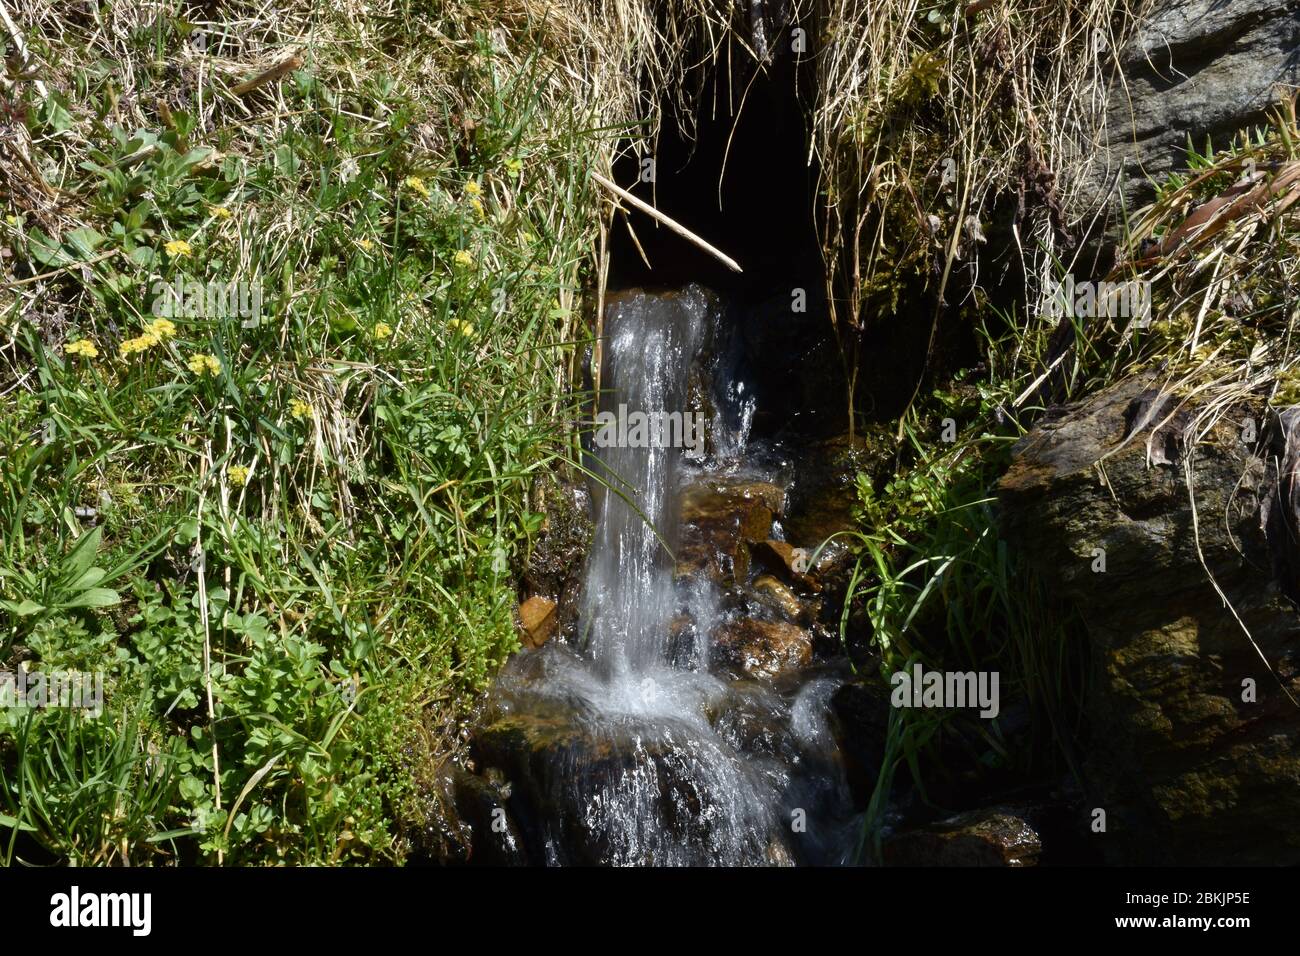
[676,483,776,584]
[884,808,1041,867]
[750,539,822,592]
[751,574,808,622]
[711,617,812,680]
[517,595,557,649]
[998,373,1300,864]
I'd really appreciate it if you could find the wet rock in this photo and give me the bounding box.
[884,808,1041,867]
[750,539,821,593]
[676,480,778,584]
[751,574,809,623]
[445,765,529,866]
[783,431,889,547]
[517,596,557,649]
[522,476,591,642]
[998,373,1300,864]
[471,682,778,865]
[711,682,799,763]
[712,617,813,681]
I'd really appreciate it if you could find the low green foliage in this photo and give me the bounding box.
[0,3,609,864]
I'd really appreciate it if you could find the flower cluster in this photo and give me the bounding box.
[465,180,484,218]
[404,175,430,199]
[187,353,221,376]
[119,318,178,359]
[65,339,98,359]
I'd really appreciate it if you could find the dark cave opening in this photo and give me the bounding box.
[606,45,823,304]
[604,34,849,440]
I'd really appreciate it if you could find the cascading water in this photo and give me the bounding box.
[581,288,703,679]
[476,285,858,866]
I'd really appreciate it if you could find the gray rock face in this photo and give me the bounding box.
[1077,0,1300,225]
[998,374,1300,864]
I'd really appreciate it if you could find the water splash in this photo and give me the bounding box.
[478,284,856,866]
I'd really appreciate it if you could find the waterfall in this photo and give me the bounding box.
[581,287,706,679]
[476,285,856,866]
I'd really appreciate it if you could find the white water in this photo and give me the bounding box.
[484,285,854,865]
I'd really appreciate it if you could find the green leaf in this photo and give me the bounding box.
[62,526,103,582]
[38,94,74,133]
[64,227,106,259]
[26,228,70,268]
[2,599,45,617]
[61,587,121,609]
[0,813,37,833]
[69,567,108,591]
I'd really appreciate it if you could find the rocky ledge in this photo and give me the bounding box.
[998,373,1300,864]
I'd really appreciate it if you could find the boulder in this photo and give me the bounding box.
[470,673,784,865]
[998,373,1300,864]
[676,480,779,584]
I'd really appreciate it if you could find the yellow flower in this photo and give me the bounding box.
[227,464,250,486]
[210,205,232,220]
[187,352,221,376]
[372,322,393,341]
[65,339,98,359]
[447,318,476,338]
[464,181,482,197]
[469,197,485,218]
[147,318,177,339]
[289,398,314,421]
[404,176,430,199]
[164,239,192,258]
[118,331,161,359]
[356,238,374,252]
[453,249,474,268]
[5,215,18,226]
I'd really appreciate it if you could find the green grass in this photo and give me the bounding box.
[842,331,1090,859]
[0,2,615,865]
